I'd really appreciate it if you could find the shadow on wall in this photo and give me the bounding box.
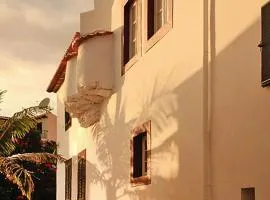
[210,18,270,199]
[86,62,204,200]
[83,2,263,200]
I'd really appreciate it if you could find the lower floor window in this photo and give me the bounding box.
[241,187,255,200]
[133,132,147,178]
[65,158,72,200]
[130,120,151,186]
[77,149,86,200]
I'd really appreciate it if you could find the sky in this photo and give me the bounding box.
[0,0,93,116]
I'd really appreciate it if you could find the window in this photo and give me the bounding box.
[133,132,147,178]
[145,0,173,50]
[130,120,151,186]
[261,2,270,87]
[65,110,72,131]
[37,122,42,132]
[241,188,255,200]
[123,0,141,74]
[65,159,72,200]
[77,149,86,200]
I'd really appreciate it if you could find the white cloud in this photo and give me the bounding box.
[0,0,94,116]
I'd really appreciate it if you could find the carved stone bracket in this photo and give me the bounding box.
[65,86,112,128]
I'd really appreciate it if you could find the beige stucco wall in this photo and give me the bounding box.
[40,112,57,141]
[55,0,270,199]
[211,0,270,199]
[56,0,205,200]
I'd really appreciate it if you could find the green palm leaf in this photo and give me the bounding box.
[0,153,65,200]
[10,153,66,164]
[0,105,51,156]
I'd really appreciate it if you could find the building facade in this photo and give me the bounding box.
[37,112,57,141]
[0,113,57,141]
[47,0,270,199]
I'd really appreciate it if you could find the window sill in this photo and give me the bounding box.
[144,22,172,53]
[130,175,151,186]
[122,54,139,75]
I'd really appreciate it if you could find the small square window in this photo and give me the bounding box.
[241,187,255,200]
[130,120,151,186]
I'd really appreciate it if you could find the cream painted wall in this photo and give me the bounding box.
[39,112,57,141]
[211,0,270,199]
[56,0,270,199]
[56,0,205,200]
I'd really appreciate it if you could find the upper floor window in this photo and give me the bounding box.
[261,2,270,87]
[145,0,173,50]
[124,0,139,64]
[122,0,173,75]
[123,0,141,74]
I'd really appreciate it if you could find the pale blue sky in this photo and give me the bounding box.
[0,0,93,116]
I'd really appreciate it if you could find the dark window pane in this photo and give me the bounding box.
[148,0,155,39]
[133,132,147,178]
[124,0,137,65]
[65,111,72,131]
[261,2,270,86]
[241,188,255,200]
[37,122,42,132]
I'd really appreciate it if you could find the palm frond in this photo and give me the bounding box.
[0,90,7,104]
[0,153,65,200]
[0,156,34,200]
[0,106,50,156]
[10,153,66,164]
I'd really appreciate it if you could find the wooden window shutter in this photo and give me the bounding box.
[261,2,270,87]
[77,149,86,200]
[65,159,72,200]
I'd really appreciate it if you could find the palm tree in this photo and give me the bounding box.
[0,90,65,200]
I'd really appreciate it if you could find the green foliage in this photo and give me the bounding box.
[0,90,64,200]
